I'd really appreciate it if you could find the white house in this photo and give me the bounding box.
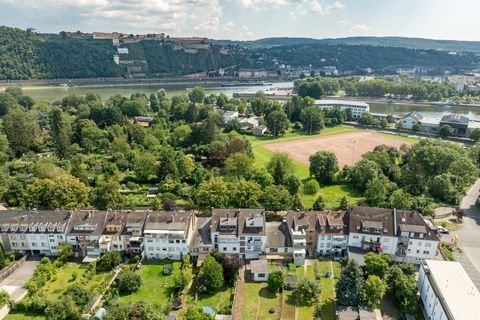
[400,111,424,130]
[250,259,269,282]
[223,111,239,123]
[143,211,195,260]
[238,69,267,78]
[122,211,148,256]
[418,260,480,320]
[347,207,439,264]
[313,99,370,119]
[286,211,315,266]
[99,211,128,253]
[211,209,267,260]
[316,211,348,257]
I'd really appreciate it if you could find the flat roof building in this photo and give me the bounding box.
[314,99,369,119]
[418,260,480,320]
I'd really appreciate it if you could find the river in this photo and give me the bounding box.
[9,81,480,121]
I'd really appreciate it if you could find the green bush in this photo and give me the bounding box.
[303,179,319,195]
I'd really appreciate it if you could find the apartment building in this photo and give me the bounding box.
[122,211,148,255]
[66,210,108,257]
[189,217,212,257]
[143,211,195,260]
[99,211,128,253]
[210,209,267,259]
[316,211,348,257]
[347,207,439,264]
[286,211,316,266]
[418,260,480,320]
[265,221,292,258]
[0,210,72,256]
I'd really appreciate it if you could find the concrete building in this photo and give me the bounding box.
[250,259,269,282]
[418,260,480,320]
[66,211,108,257]
[99,211,128,253]
[143,211,195,260]
[313,100,369,119]
[0,210,72,256]
[440,114,469,136]
[223,111,239,123]
[265,221,292,259]
[238,69,268,78]
[122,211,147,256]
[286,211,315,266]
[347,207,439,264]
[316,211,348,257]
[210,209,267,260]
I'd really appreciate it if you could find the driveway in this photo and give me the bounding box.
[0,260,39,302]
[446,178,480,290]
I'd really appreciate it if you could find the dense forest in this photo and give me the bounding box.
[0,26,478,80]
[0,85,476,215]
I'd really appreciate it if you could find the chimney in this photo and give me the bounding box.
[114,211,118,219]
[393,208,397,237]
[88,211,92,218]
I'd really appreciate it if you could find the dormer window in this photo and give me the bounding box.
[19,226,26,232]
[1,225,9,232]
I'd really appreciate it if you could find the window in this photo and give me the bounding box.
[284,248,288,253]
[320,235,325,240]
[223,247,227,251]
[258,273,266,278]
[418,242,422,246]
[49,239,55,243]
[423,251,430,255]
[425,242,432,247]
[57,235,62,240]
[169,240,174,244]
[176,240,180,244]
[416,250,420,254]
[233,247,237,251]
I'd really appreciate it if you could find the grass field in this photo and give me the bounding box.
[185,285,234,314]
[242,282,281,320]
[5,312,46,320]
[118,260,181,306]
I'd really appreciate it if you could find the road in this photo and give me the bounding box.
[0,260,39,302]
[447,178,480,290]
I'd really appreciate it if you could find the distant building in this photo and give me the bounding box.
[113,55,120,65]
[250,259,269,282]
[238,69,268,78]
[399,111,441,133]
[117,48,129,55]
[313,99,369,119]
[440,114,469,136]
[223,111,239,123]
[418,260,480,320]
[252,125,267,136]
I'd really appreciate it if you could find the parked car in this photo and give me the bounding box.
[437,226,450,234]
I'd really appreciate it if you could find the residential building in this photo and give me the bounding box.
[440,114,469,136]
[316,211,348,257]
[189,217,212,257]
[223,111,239,123]
[123,211,147,255]
[210,209,267,259]
[286,211,316,266]
[99,211,128,253]
[0,210,72,256]
[313,99,369,119]
[238,116,261,130]
[252,125,267,136]
[238,69,268,78]
[347,207,439,264]
[143,211,195,260]
[250,259,269,282]
[66,211,108,257]
[400,111,424,130]
[418,260,480,320]
[265,221,292,258]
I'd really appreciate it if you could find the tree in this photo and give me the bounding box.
[389,189,413,210]
[429,174,455,202]
[230,179,262,208]
[267,271,284,293]
[44,295,82,320]
[303,179,319,195]
[363,275,387,308]
[439,124,453,138]
[172,268,192,290]
[195,178,230,209]
[0,92,17,116]
[336,259,364,306]
[133,152,157,182]
[0,290,9,307]
[312,194,327,210]
[470,128,480,142]
[224,152,253,179]
[119,270,142,293]
[338,196,349,210]
[309,151,339,184]
[365,175,396,207]
[188,86,205,104]
[412,122,421,132]
[65,283,91,308]
[94,179,125,210]
[50,108,73,159]
[267,153,294,185]
[350,159,381,190]
[364,252,391,278]
[197,255,224,293]
[222,255,241,285]
[96,251,121,272]
[3,107,36,157]
[57,242,73,263]
[149,93,159,112]
[292,278,321,305]
[184,307,214,320]
[300,106,325,134]
[265,110,289,139]
[260,185,292,211]
[284,175,302,195]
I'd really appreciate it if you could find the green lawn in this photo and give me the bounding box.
[242,282,280,320]
[118,260,182,306]
[5,312,46,320]
[186,285,233,315]
[40,263,110,301]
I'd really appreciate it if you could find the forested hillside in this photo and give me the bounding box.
[0,26,478,80]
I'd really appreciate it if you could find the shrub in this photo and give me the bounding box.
[303,179,319,195]
[119,270,142,294]
[96,251,121,272]
[268,271,284,293]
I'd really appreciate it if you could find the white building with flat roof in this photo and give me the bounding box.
[418,260,480,320]
[313,99,369,119]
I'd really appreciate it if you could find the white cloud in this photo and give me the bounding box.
[291,0,346,17]
[234,0,293,10]
[351,24,372,31]
[325,1,346,13]
[0,0,223,35]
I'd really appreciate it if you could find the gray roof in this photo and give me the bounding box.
[145,211,191,232]
[398,224,426,234]
[265,222,292,248]
[441,114,469,124]
[403,111,423,122]
[211,209,266,236]
[250,259,268,274]
[190,217,212,247]
[0,210,72,233]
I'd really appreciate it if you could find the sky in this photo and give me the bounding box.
[1,0,480,41]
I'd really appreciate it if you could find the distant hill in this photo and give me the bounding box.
[213,36,480,53]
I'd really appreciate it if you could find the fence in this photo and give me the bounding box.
[0,255,28,282]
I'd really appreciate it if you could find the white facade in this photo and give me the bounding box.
[316,234,348,256]
[418,260,480,320]
[347,232,397,255]
[400,114,420,130]
[144,235,189,260]
[313,99,370,119]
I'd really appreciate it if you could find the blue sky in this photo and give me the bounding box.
[0,0,479,41]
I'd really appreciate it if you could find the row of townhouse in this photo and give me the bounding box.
[0,207,439,266]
